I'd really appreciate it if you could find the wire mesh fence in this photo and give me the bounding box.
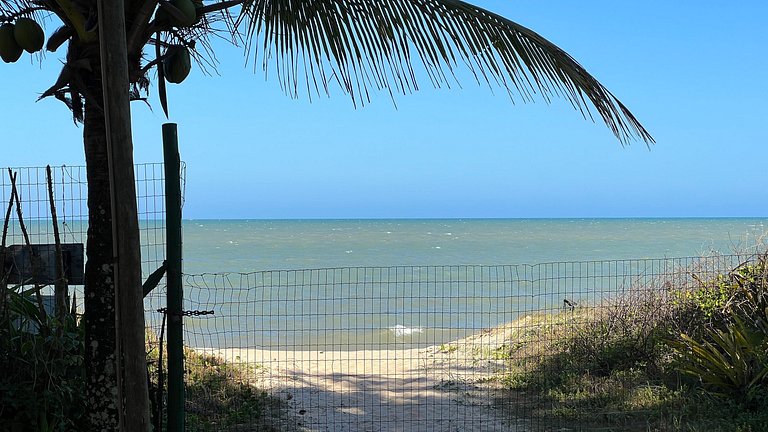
[3,164,763,430]
[180,253,756,432]
[0,163,181,332]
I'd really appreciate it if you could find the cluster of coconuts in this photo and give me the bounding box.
[0,17,44,63]
[1,4,198,83]
[156,0,203,83]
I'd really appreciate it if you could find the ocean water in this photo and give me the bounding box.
[181,218,768,274]
[175,218,768,350]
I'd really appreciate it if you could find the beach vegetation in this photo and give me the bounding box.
[668,260,768,405]
[0,285,87,431]
[143,335,295,431]
[179,350,294,431]
[496,254,768,430]
[438,343,459,354]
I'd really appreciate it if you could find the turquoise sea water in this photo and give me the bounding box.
[181,218,768,274]
[175,218,768,350]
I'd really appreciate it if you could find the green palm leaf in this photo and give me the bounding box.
[239,0,654,144]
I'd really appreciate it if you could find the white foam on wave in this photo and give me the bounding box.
[389,324,424,337]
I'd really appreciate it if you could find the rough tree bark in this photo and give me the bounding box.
[81,29,150,428]
[83,59,121,429]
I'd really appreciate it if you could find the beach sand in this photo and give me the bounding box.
[195,319,532,431]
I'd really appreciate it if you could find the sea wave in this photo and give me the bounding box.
[389,324,424,337]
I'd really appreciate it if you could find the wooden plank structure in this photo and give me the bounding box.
[2,243,84,285]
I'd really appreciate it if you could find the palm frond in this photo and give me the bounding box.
[239,0,653,144]
[0,1,32,18]
[0,0,50,24]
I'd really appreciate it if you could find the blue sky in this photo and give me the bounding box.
[2,1,767,219]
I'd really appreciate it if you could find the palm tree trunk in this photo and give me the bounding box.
[81,35,152,429]
[82,79,121,430]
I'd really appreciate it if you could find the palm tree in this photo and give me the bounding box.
[1,0,653,430]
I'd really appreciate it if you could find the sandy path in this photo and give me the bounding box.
[197,321,530,431]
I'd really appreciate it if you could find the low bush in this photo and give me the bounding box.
[145,335,294,431]
[184,349,293,431]
[499,254,768,430]
[0,286,86,432]
[668,258,768,406]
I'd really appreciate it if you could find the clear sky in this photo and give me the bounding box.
[2,1,767,219]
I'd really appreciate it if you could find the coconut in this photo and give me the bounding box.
[163,46,191,84]
[157,0,197,27]
[173,0,198,26]
[0,24,23,63]
[13,18,44,53]
[192,0,204,23]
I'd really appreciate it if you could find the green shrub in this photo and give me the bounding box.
[667,258,768,405]
[668,316,768,401]
[677,260,768,331]
[184,349,292,431]
[0,286,86,432]
[555,292,674,381]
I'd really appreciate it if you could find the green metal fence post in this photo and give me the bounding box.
[163,123,184,432]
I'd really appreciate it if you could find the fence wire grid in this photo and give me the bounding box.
[0,163,184,332]
[180,254,755,432]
